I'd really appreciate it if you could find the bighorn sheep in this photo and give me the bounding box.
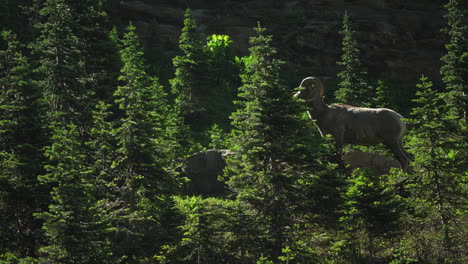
[295,77,412,171]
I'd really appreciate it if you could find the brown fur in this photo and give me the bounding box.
[296,77,412,171]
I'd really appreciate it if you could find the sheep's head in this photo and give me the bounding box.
[294,77,324,102]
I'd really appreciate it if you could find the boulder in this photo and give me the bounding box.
[343,150,401,175]
[179,149,231,196]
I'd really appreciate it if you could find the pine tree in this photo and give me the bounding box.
[374,80,394,109]
[341,169,403,261]
[171,9,207,116]
[226,24,337,260]
[32,1,113,262]
[34,0,94,128]
[441,0,468,124]
[405,76,466,262]
[67,0,121,101]
[37,123,112,264]
[335,11,371,106]
[170,9,210,147]
[0,0,31,41]
[0,30,44,258]
[87,101,118,200]
[111,23,179,260]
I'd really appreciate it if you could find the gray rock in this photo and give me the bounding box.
[343,150,401,175]
[179,149,231,196]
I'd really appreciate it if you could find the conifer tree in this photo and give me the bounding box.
[37,123,112,264]
[335,11,371,106]
[67,0,121,101]
[374,80,393,109]
[441,0,468,124]
[87,101,118,201]
[111,23,179,260]
[33,1,112,262]
[170,9,209,148]
[171,9,207,118]
[0,30,44,258]
[34,0,94,128]
[341,169,403,261]
[226,24,337,260]
[405,76,466,262]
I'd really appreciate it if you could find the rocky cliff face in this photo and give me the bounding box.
[119,0,464,83]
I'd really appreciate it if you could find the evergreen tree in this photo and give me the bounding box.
[111,23,179,260]
[67,0,121,101]
[37,123,111,264]
[171,9,207,118]
[0,30,44,258]
[0,0,32,41]
[87,101,117,196]
[34,0,94,129]
[226,23,337,260]
[374,80,394,109]
[405,76,466,262]
[32,1,113,262]
[335,11,371,106]
[340,169,403,261]
[441,0,468,124]
[170,9,209,147]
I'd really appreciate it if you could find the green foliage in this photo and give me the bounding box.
[87,101,117,196]
[37,123,112,264]
[208,124,228,149]
[0,1,467,263]
[171,14,240,148]
[226,23,341,261]
[171,11,240,147]
[163,197,262,263]
[403,75,467,262]
[341,169,403,260]
[170,9,209,150]
[109,23,180,261]
[114,23,176,169]
[0,29,44,258]
[441,0,468,123]
[34,0,94,128]
[257,255,274,264]
[374,80,394,108]
[205,34,240,131]
[171,9,208,119]
[335,11,372,106]
[0,252,38,264]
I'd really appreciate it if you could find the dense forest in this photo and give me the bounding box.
[0,0,466,263]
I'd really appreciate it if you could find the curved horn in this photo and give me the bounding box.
[300,77,324,97]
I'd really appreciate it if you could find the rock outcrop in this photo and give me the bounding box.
[179,149,231,196]
[117,0,464,83]
[342,150,401,175]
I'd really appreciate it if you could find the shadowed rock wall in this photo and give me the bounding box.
[118,0,467,83]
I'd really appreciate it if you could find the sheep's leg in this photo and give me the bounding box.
[398,141,413,173]
[332,130,347,174]
[388,142,411,172]
[399,139,413,163]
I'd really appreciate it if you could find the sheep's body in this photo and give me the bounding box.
[314,104,405,146]
[298,77,412,171]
